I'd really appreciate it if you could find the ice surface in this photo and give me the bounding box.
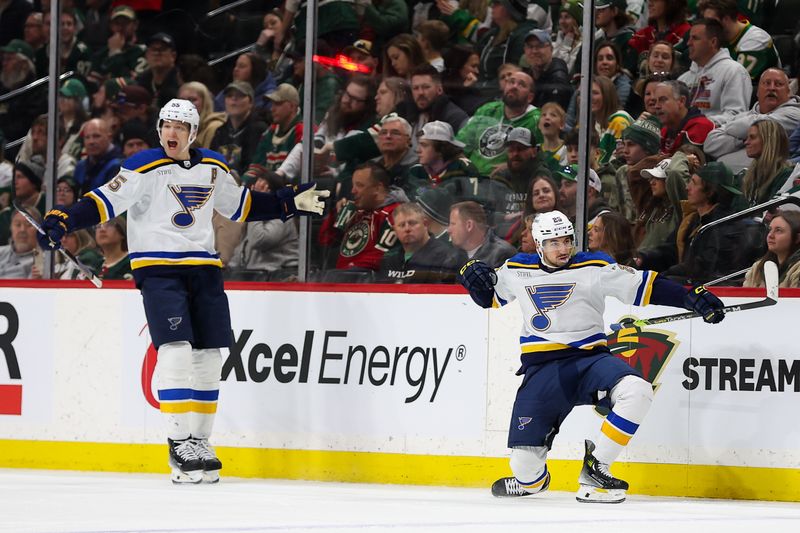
[3,469,800,533]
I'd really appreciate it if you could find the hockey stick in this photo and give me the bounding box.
[704,267,751,287]
[13,202,103,288]
[609,261,778,331]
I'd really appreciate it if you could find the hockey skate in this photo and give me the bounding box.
[168,438,204,484]
[491,471,551,497]
[576,440,628,503]
[192,438,223,483]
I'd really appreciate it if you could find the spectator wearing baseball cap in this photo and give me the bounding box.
[58,79,90,150]
[491,127,547,210]
[556,164,611,224]
[407,121,481,203]
[87,5,145,85]
[136,32,180,109]
[522,29,573,111]
[211,81,268,175]
[594,0,638,76]
[343,39,378,75]
[633,153,690,267]
[0,38,46,149]
[653,161,756,283]
[244,83,303,180]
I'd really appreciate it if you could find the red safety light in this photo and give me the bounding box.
[313,54,372,74]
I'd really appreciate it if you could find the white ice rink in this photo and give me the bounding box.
[4,469,800,533]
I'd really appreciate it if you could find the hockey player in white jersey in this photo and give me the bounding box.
[458,211,725,503]
[38,99,329,484]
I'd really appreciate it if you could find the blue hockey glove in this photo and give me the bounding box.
[277,183,330,220]
[38,208,71,250]
[458,259,497,308]
[684,285,725,324]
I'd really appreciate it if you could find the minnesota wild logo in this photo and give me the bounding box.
[595,322,680,415]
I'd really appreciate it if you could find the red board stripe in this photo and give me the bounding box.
[0,384,22,415]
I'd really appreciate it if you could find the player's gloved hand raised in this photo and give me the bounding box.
[293,183,330,215]
[685,285,725,324]
[38,208,71,250]
[458,259,497,308]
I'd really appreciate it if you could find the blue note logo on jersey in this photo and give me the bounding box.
[526,284,575,330]
[518,416,533,430]
[169,184,214,228]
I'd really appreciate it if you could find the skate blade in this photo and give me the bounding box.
[171,469,203,484]
[202,470,220,484]
[575,484,625,503]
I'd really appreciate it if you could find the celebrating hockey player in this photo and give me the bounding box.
[37,99,329,484]
[458,211,725,503]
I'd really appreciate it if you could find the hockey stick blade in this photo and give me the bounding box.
[610,261,778,331]
[13,202,103,288]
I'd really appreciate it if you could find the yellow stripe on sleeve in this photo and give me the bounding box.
[642,271,656,305]
[133,158,172,174]
[84,192,110,222]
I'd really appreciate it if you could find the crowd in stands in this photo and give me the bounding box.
[2,0,800,287]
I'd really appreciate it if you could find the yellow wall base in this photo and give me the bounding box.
[1,440,798,502]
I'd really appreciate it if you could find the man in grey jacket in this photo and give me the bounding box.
[0,209,39,279]
[704,68,800,172]
[678,18,752,127]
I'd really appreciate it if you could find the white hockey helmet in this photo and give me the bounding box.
[157,98,200,147]
[532,210,574,251]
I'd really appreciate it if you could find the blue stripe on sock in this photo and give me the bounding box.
[607,411,639,435]
[158,388,193,401]
[192,389,219,401]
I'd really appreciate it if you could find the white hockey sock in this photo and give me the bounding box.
[594,375,653,465]
[510,446,549,492]
[156,341,193,441]
[190,348,222,440]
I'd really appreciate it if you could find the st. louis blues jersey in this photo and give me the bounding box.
[493,251,659,365]
[85,147,251,270]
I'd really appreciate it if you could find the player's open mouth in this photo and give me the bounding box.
[167,140,178,149]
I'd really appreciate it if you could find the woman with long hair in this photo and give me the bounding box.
[566,76,633,163]
[744,210,800,287]
[505,172,560,247]
[375,77,412,118]
[595,43,633,111]
[178,81,226,149]
[384,34,426,79]
[588,211,635,265]
[442,44,486,114]
[741,119,793,207]
[213,52,275,115]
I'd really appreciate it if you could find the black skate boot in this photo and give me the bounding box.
[576,439,628,503]
[168,438,204,484]
[491,471,551,497]
[192,438,222,483]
